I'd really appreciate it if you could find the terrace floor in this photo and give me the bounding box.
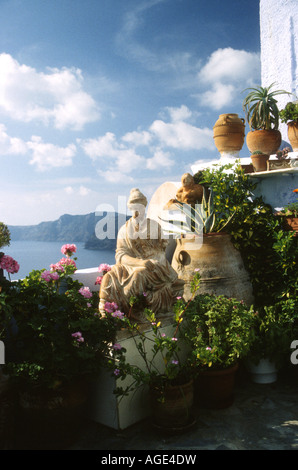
[64,365,298,452]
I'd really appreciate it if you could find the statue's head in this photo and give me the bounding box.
[127,188,147,219]
[181,173,194,187]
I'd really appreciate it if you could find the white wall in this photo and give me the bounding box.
[260,0,298,142]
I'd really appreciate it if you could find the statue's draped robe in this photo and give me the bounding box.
[99,217,183,315]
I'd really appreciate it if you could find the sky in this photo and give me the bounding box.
[0,0,262,226]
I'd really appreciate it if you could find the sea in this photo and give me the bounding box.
[3,240,116,281]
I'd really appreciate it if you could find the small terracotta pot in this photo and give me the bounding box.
[250,153,269,172]
[195,363,239,409]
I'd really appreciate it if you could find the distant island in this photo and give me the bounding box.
[8,212,128,251]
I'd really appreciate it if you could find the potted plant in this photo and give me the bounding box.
[242,83,290,155]
[1,246,117,449]
[279,100,298,151]
[105,271,201,432]
[163,165,254,306]
[276,189,298,236]
[250,150,270,172]
[246,298,298,383]
[183,293,256,409]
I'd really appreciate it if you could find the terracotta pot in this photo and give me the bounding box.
[283,216,298,236]
[246,129,281,155]
[250,153,269,172]
[213,113,245,156]
[287,121,298,151]
[150,380,194,430]
[171,232,254,305]
[195,363,239,409]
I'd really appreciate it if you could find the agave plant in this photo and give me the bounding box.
[161,187,234,235]
[242,83,290,131]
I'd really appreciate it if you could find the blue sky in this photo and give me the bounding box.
[0,0,261,225]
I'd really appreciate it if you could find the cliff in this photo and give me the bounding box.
[8,212,128,251]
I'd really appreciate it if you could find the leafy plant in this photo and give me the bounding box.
[279,101,298,123]
[242,83,290,131]
[0,222,10,250]
[249,299,298,368]
[0,246,117,391]
[194,161,297,307]
[106,271,201,399]
[160,185,235,235]
[183,294,256,371]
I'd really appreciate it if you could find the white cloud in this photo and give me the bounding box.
[150,119,213,150]
[200,82,236,110]
[0,123,27,155]
[0,53,100,130]
[197,48,260,110]
[122,130,152,147]
[27,136,77,171]
[146,148,173,170]
[198,48,260,84]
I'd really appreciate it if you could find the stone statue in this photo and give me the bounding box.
[99,188,184,320]
[164,173,205,210]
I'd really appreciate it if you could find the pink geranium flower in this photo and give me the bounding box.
[61,244,77,257]
[78,286,93,299]
[0,255,20,274]
[95,276,103,285]
[41,270,60,282]
[98,263,112,274]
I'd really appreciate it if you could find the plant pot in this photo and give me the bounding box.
[150,380,195,431]
[247,358,277,384]
[246,129,281,155]
[195,363,239,409]
[283,216,298,236]
[14,381,88,449]
[213,113,245,157]
[287,121,298,151]
[171,232,254,306]
[250,153,269,172]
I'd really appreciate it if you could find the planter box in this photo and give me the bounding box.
[85,317,185,430]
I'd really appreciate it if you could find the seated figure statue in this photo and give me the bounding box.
[99,188,184,320]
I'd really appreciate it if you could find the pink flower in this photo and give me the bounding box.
[79,286,93,298]
[95,276,103,285]
[61,244,77,257]
[0,255,20,274]
[171,337,178,341]
[71,332,84,343]
[41,270,59,282]
[112,310,125,320]
[114,369,120,376]
[104,302,118,313]
[98,263,111,274]
[112,343,122,351]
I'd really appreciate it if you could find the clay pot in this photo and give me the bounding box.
[213,113,245,156]
[283,216,298,236]
[171,233,254,306]
[287,121,298,151]
[250,153,269,172]
[246,129,281,155]
[195,364,239,409]
[150,380,194,430]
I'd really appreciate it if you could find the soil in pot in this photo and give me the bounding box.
[195,364,239,409]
